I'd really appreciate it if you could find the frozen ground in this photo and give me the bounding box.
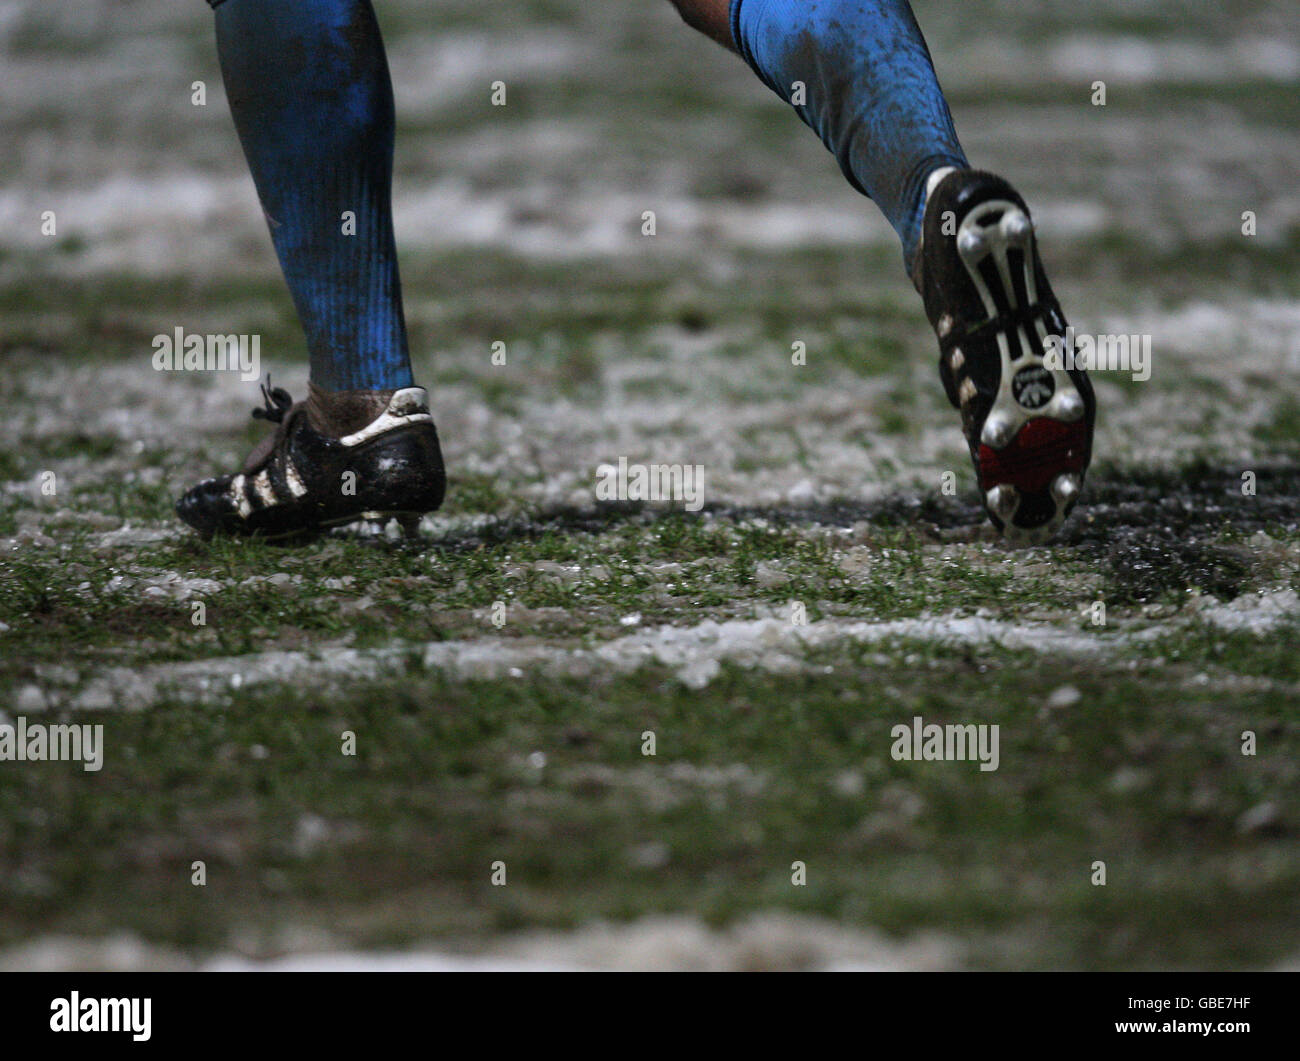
[1,0,1299,970]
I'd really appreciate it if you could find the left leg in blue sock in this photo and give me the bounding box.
[211,0,413,401]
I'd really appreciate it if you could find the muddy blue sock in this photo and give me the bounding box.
[730,0,968,273]
[211,0,413,392]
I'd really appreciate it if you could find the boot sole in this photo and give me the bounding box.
[953,198,1090,543]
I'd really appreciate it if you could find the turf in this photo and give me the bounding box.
[2,0,1299,969]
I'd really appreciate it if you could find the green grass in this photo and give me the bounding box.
[2,639,1296,967]
[4,0,1300,970]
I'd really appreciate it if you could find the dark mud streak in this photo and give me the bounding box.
[415,460,1299,606]
[1055,461,1300,604]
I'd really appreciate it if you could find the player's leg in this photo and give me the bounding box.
[667,0,733,48]
[671,0,965,277]
[177,0,444,539]
[669,0,1095,541]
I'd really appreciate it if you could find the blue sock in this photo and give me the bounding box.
[211,0,413,393]
[730,0,968,274]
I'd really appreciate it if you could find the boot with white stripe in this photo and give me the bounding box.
[176,382,445,540]
[917,168,1096,543]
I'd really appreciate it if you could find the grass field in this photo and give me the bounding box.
[2,0,1299,970]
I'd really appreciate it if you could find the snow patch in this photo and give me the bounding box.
[59,611,1142,711]
[1192,588,1300,633]
[2,914,960,972]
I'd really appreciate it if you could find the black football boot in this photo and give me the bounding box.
[916,169,1095,543]
[176,381,445,540]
